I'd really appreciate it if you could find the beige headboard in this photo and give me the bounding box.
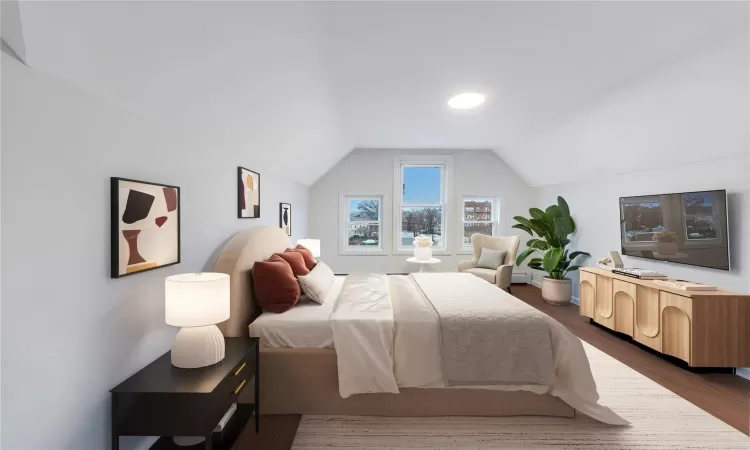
[212,226,292,337]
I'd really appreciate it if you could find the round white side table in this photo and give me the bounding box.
[407,257,441,273]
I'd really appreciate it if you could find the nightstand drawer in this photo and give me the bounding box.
[112,337,259,450]
[216,346,256,400]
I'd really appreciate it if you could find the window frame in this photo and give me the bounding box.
[339,193,387,255]
[620,195,673,250]
[460,195,500,253]
[682,193,721,244]
[392,155,453,255]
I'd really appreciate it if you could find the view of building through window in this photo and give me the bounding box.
[621,201,664,242]
[683,193,717,240]
[346,198,381,248]
[462,199,495,246]
[344,161,503,251]
[400,165,444,247]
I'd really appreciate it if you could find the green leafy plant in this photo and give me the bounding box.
[513,196,590,280]
[653,231,677,243]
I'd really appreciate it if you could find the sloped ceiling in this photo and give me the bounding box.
[6,1,750,186]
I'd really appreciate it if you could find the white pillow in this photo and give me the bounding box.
[476,248,507,270]
[298,260,334,304]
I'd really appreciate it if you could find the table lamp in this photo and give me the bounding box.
[165,273,230,369]
[296,238,321,258]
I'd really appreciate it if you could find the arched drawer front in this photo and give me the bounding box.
[613,280,635,337]
[579,271,597,319]
[596,275,614,320]
[635,286,660,338]
[661,307,691,364]
[660,292,693,365]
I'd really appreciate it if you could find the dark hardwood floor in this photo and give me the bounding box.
[232,414,301,450]
[511,284,750,436]
[233,283,750,449]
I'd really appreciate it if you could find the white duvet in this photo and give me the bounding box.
[331,273,628,426]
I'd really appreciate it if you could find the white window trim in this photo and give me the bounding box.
[339,193,388,256]
[393,155,453,255]
[681,192,724,246]
[620,195,674,250]
[458,195,503,254]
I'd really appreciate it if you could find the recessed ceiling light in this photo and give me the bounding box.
[448,92,485,109]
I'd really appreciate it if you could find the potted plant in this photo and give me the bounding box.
[513,197,590,305]
[653,231,678,255]
[413,235,433,260]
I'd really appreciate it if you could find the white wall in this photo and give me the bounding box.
[512,27,748,187]
[309,149,535,274]
[519,26,749,296]
[519,28,749,377]
[0,51,310,450]
[533,156,749,297]
[534,156,749,380]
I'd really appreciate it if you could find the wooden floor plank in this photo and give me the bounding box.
[232,414,300,450]
[233,283,750,449]
[512,283,750,435]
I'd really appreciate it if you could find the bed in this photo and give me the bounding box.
[213,227,625,424]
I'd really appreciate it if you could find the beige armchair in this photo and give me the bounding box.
[458,234,521,293]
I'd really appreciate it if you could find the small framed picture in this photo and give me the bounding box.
[238,167,260,218]
[279,203,292,236]
[111,177,180,278]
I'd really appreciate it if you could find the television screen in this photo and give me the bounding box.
[619,190,730,271]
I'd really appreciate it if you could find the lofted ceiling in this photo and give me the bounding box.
[5,1,749,186]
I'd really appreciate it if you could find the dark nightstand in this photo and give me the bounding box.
[111,337,259,450]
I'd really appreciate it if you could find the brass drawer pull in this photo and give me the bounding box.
[233,379,247,395]
[234,362,247,376]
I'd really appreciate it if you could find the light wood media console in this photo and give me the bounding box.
[579,267,750,368]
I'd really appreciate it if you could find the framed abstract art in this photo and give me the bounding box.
[238,167,260,218]
[111,177,181,278]
[279,202,292,236]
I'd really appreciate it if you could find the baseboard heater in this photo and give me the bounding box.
[512,272,532,284]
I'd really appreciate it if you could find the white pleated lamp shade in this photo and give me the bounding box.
[165,273,230,327]
[296,238,321,258]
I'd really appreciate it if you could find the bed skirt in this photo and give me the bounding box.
[246,347,575,418]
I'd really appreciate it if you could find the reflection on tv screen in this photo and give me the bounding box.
[619,190,729,271]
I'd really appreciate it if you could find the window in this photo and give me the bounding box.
[394,155,451,252]
[621,198,664,243]
[462,197,499,250]
[340,195,383,253]
[683,192,718,241]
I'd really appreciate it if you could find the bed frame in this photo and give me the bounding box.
[212,226,574,418]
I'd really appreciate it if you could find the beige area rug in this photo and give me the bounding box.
[292,342,750,449]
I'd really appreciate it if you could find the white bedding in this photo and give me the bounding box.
[248,276,343,348]
[331,274,399,397]
[250,273,627,425]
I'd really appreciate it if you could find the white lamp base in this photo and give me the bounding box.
[171,324,225,369]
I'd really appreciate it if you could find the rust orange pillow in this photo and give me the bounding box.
[277,250,310,276]
[252,254,300,313]
[294,244,317,271]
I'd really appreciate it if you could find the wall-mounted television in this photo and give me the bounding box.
[619,190,730,271]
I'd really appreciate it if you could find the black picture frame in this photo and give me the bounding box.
[111,177,181,278]
[279,202,292,236]
[237,166,261,219]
